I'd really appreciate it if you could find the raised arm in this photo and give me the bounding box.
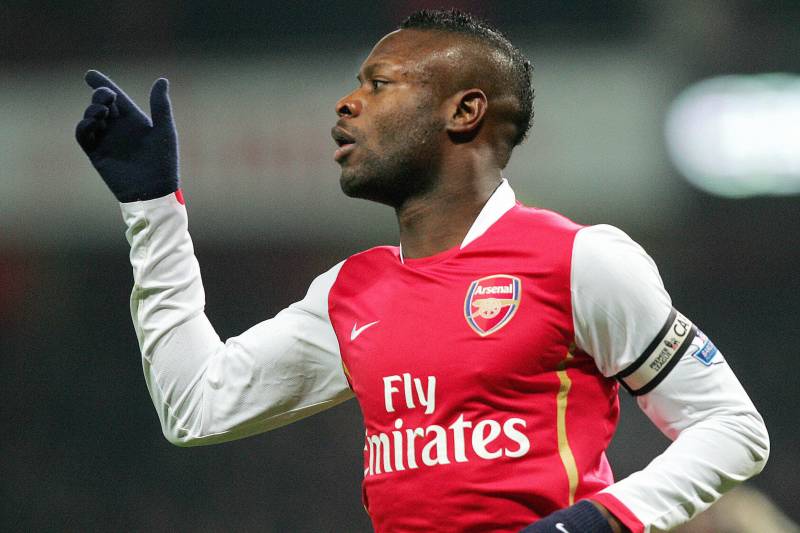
[76,71,353,446]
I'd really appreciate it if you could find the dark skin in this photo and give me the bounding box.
[332,28,626,533]
[333,29,507,259]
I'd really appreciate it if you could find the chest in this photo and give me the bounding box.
[329,251,575,426]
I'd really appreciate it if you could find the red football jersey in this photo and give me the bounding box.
[124,186,768,533]
[328,203,618,532]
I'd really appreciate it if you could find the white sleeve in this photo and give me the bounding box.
[572,225,770,532]
[121,193,353,447]
[571,225,672,379]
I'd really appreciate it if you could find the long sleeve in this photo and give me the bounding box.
[571,224,769,533]
[121,192,353,446]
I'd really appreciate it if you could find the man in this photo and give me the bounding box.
[75,9,768,533]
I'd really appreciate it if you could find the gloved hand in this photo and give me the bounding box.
[75,70,180,203]
[520,500,614,533]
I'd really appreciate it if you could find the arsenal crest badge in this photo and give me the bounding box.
[464,274,522,337]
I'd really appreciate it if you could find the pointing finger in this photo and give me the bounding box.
[85,70,139,116]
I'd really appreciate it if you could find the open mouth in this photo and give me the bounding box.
[332,127,357,162]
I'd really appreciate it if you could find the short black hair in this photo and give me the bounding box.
[400,9,534,147]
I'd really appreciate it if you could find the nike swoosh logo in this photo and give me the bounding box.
[351,320,379,341]
[555,523,570,533]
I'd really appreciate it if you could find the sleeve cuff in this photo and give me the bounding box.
[591,492,645,533]
[120,189,185,208]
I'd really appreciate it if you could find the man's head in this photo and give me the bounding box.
[332,9,533,207]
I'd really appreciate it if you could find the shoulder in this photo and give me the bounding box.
[293,247,395,316]
[507,203,585,234]
[572,224,661,289]
[327,245,400,297]
[570,224,672,376]
[484,203,584,256]
[340,245,399,273]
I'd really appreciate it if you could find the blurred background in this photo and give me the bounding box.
[1,1,798,531]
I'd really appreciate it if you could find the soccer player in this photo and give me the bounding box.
[75,9,769,533]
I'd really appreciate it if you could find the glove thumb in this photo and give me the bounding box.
[149,78,175,131]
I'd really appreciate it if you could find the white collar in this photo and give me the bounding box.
[399,179,516,263]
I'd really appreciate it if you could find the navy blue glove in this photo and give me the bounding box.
[75,70,179,203]
[520,501,614,533]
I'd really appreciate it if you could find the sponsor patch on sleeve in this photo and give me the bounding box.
[686,328,720,366]
[616,308,696,396]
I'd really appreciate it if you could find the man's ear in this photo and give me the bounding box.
[446,88,488,138]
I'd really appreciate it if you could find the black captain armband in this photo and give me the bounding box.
[616,308,697,396]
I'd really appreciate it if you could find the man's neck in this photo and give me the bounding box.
[396,174,502,260]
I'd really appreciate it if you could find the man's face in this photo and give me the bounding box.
[332,30,448,207]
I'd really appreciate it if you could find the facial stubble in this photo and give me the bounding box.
[339,102,445,208]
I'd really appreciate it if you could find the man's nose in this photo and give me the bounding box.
[336,93,363,118]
